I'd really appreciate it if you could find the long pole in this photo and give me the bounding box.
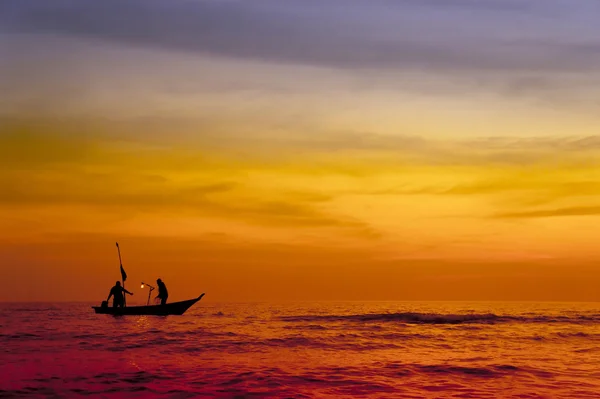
[144,284,155,306]
[116,242,126,307]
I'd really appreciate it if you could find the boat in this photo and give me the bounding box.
[92,293,205,316]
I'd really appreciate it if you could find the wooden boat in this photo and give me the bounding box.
[93,293,205,316]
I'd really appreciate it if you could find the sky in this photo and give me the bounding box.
[1,0,600,302]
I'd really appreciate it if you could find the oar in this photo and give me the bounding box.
[116,242,122,266]
[116,242,127,307]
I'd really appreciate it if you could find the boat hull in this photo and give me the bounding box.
[92,293,205,316]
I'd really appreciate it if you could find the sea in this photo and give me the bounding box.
[1,301,599,398]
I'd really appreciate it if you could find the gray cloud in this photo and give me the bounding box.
[2,0,599,74]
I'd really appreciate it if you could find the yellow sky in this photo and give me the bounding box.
[2,2,600,301]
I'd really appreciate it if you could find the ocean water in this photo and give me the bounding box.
[1,301,600,398]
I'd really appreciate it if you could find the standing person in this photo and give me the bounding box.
[156,278,168,305]
[107,281,133,308]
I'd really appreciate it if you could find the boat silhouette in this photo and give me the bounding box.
[93,293,205,316]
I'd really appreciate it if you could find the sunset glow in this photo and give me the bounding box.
[2,0,600,302]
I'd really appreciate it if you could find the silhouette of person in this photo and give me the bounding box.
[156,278,168,305]
[107,281,133,308]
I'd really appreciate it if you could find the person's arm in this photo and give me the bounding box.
[123,288,133,295]
[107,289,113,302]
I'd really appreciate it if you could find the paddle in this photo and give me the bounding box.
[116,242,128,307]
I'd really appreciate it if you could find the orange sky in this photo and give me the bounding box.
[2,1,600,302]
[2,119,600,302]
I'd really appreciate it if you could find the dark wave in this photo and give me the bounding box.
[417,364,505,377]
[281,312,503,324]
[555,331,600,338]
[0,333,43,341]
[380,361,523,377]
[280,312,600,324]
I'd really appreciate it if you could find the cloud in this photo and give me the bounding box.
[3,121,600,235]
[3,188,378,243]
[0,125,104,167]
[464,136,600,151]
[3,0,600,121]
[495,206,600,219]
[0,166,364,228]
[0,128,374,233]
[448,181,600,196]
[2,0,599,74]
[6,118,600,171]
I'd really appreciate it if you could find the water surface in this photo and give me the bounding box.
[2,301,599,398]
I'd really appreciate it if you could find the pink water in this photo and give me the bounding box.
[2,301,600,398]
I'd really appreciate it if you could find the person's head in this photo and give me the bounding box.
[116,281,121,287]
[157,278,162,284]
